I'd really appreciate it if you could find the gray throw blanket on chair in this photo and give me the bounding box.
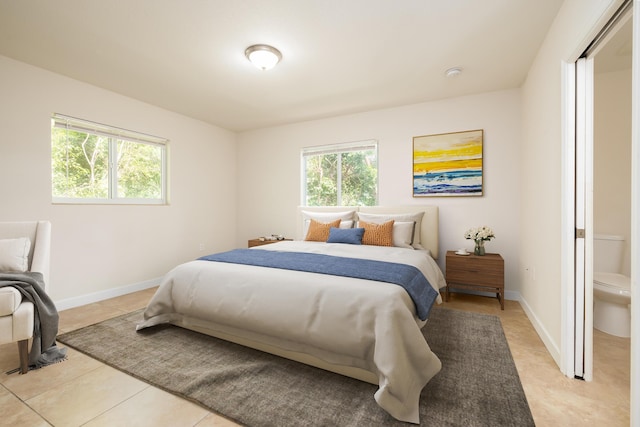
[0,272,67,370]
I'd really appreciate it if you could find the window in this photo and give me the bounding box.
[51,114,168,204]
[301,140,378,206]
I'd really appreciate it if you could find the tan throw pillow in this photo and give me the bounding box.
[357,211,425,249]
[360,220,395,246]
[304,218,341,242]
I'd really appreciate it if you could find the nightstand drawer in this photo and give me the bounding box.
[446,255,502,270]
[446,268,503,287]
[446,257,504,286]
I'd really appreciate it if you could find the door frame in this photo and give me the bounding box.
[561,56,595,382]
[630,2,640,423]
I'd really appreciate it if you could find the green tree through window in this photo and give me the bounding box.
[116,140,163,199]
[52,129,109,198]
[51,114,167,204]
[302,141,377,206]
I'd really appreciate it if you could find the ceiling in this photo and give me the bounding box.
[0,1,565,132]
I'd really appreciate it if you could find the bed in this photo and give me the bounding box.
[137,205,446,424]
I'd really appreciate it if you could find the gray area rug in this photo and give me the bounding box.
[57,307,534,426]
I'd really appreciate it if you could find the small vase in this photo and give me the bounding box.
[474,239,485,256]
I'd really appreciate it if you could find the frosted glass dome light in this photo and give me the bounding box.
[245,44,282,70]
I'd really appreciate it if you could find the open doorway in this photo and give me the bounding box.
[566,0,634,409]
[591,2,632,397]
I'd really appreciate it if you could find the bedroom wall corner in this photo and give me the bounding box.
[0,54,238,305]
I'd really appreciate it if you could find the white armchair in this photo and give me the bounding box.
[0,221,51,374]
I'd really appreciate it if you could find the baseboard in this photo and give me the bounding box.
[518,295,561,368]
[54,277,161,311]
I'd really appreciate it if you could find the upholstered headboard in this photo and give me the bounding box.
[296,206,439,259]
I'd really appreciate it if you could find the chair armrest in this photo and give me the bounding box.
[30,221,51,291]
[0,287,23,316]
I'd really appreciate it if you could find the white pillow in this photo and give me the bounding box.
[301,210,356,237]
[392,221,416,249]
[339,220,354,229]
[357,212,425,249]
[0,237,31,272]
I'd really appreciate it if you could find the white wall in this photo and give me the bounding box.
[519,0,620,364]
[0,55,238,306]
[594,68,632,275]
[237,89,523,294]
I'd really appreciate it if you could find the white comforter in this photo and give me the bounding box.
[138,241,446,423]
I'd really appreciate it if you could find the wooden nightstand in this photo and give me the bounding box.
[248,238,292,248]
[445,251,505,309]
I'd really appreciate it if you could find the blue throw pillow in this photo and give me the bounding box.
[326,227,365,245]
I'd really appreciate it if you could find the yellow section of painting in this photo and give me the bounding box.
[414,139,482,174]
[415,157,482,173]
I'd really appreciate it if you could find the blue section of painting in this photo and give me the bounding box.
[414,170,482,195]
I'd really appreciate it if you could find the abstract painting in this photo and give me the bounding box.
[413,129,483,196]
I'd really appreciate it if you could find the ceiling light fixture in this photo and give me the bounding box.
[445,67,462,77]
[245,44,282,70]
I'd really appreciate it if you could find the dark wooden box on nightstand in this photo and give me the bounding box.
[248,238,292,248]
[445,251,505,309]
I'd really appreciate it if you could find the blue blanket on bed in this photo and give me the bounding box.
[198,249,439,320]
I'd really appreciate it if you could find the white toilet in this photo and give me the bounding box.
[593,234,631,338]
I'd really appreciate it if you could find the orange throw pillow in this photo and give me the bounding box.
[360,220,395,246]
[304,218,341,242]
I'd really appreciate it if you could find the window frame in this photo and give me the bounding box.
[301,139,378,206]
[51,114,169,205]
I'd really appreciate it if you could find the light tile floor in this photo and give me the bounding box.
[0,289,630,426]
